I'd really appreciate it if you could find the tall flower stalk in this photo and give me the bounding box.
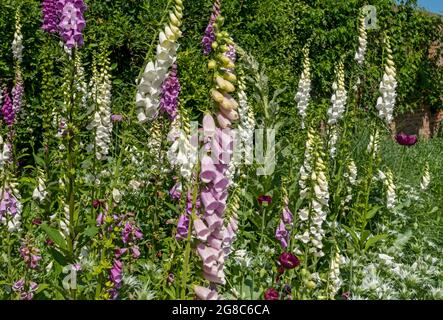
[296,129,329,260]
[375,36,397,125]
[295,46,311,129]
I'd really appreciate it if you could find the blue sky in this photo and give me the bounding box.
[417,0,443,14]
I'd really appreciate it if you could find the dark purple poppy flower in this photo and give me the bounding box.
[264,288,279,300]
[395,132,417,146]
[258,195,272,205]
[278,252,300,270]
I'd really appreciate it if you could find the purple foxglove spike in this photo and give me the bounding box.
[193,218,211,241]
[42,0,58,33]
[197,243,219,264]
[203,113,216,138]
[1,91,15,126]
[57,0,87,49]
[207,235,223,250]
[200,155,217,183]
[159,63,180,120]
[201,0,221,55]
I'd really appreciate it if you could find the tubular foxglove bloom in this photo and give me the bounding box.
[420,162,430,191]
[295,46,311,129]
[1,91,14,127]
[135,0,184,122]
[159,63,180,120]
[296,129,329,258]
[42,0,58,33]
[354,13,367,65]
[57,0,87,49]
[375,37,397,124]
[32,175,48,203]
[201,0,221,55]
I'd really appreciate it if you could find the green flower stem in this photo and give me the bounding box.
[180,168,200,300]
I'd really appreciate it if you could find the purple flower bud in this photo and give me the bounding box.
[201,0,221,55]
[395,132,417,146]
[1,90,15,126]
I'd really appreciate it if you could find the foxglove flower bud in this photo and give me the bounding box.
[354,13,367,65]
[12,10,24,63]
[201,0,221,55]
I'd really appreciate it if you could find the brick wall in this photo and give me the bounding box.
[393,106,443,139]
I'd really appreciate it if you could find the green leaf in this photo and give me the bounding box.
[164,202,178,213]
[342,225,359,245]
[365,206,382,220]
[41,224,68,251]
[48,248,68,266]
[364,234,388,251]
